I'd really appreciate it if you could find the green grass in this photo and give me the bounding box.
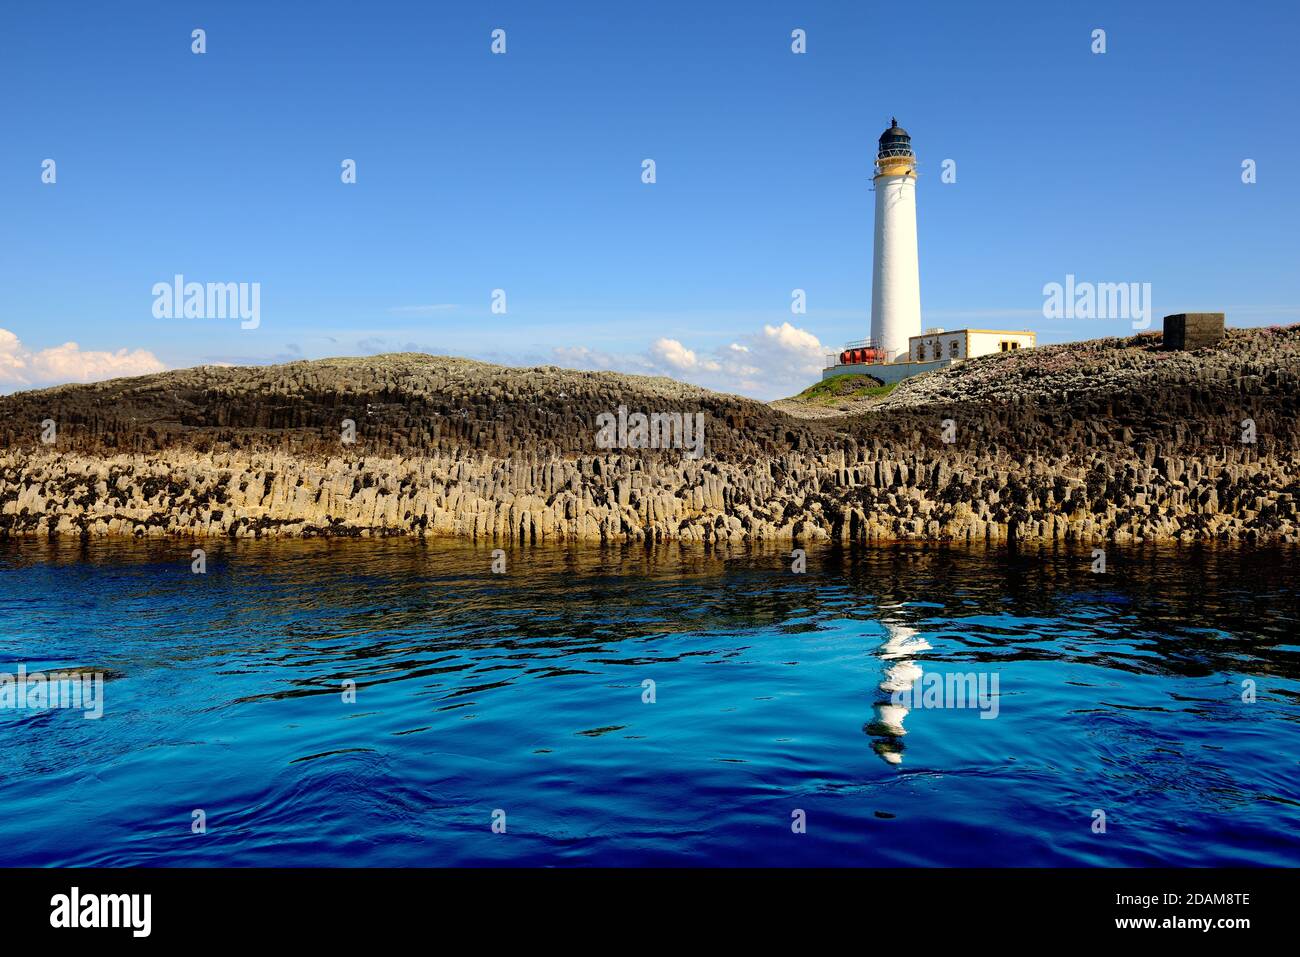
[791,374,897,406]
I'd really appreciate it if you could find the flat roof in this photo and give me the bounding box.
[909,328,1036,340]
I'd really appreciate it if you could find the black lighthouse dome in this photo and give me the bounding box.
[877,117,913,159]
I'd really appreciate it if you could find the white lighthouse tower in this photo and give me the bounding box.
[869,118,922,362]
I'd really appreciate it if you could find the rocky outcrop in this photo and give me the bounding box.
[0,355,786,459]
[1,329,1298,545]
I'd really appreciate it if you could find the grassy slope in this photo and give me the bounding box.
[790,374,897,407]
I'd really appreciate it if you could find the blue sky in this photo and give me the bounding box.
[2,0,1297,398]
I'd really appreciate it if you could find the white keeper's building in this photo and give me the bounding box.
[907,328,1036,363]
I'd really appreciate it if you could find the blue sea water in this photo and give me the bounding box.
[0,539,1296,867]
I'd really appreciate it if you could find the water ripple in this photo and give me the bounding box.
[0,538,1296,865]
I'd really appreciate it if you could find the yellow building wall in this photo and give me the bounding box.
[906,330,1036,363]
[965,331,1036,358]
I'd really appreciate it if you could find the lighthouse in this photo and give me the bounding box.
[821,120,1033,383]
[869,118,922,362]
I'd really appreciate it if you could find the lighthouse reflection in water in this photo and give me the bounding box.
[868,618,933,764]
[867,617,1001,765]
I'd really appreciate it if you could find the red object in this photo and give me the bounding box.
[840,347,886,365]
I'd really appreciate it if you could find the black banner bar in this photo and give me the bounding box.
[0,867,1291,943]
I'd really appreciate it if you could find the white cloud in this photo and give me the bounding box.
[0,328,166,391]
[550,345,654,374]
[549,321,831,400]
[650,338,721,373]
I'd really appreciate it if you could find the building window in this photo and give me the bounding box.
[1000,341,1010,352]
[1011,341,1020,350]
[949,340,959,358]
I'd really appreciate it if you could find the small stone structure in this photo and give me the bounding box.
[1163,313,1225,351]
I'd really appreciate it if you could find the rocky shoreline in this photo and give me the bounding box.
[2,327,1298,545]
